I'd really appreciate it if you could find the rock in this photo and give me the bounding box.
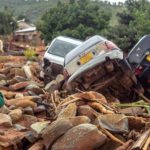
[9,81,31,91]
[9,68,26,78]
[15,100,37,109]
[23,65,33,79]
[15,93,24,98]
[69,116,91,126]
[23,115,38,126]
[95,114,129,133]
[58,103,77,118]
[7,76,27,85]
[26,84,44,95]
[42,118,73,149]
[34,105,45,113]
[77,105,97,121]
[44,80,58,92]
[0,74,6,80]
[0,80,7,86]
[23,107,34,115]
[31,121,50,134]
[14,124,26,131]
[120,107,143,116]
[28,141,44,150]
[6,96,39,106]
[74,91,107,103]
[4,91,15,99]
[52,123,107,150]
[0,105,10,114]
[56,74,64,83]
[9,109,23,122]
[0,113,12,127]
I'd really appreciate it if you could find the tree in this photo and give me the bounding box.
[0,9,17,35]
[37,0,111,43]
[17,14,30,23]
[105,0,150,52]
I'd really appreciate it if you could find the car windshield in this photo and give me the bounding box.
[47,39,78,57]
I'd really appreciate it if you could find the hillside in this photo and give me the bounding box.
[0,0,68,22]
[0,0,123,24]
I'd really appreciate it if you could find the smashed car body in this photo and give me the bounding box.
[64,35,143,101]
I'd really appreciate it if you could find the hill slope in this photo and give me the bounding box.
[0,0,123,25]
[0,0,68,22]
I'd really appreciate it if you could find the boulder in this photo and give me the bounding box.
[69,116,91,126]
[77,105,97,121]
[58,103,77,118]
[52,123,107,150]
[42,118,73,149]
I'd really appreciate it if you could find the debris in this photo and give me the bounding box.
[0,53,150,150]
[130,129,150,150]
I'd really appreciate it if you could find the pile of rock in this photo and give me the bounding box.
[0,56,150,150]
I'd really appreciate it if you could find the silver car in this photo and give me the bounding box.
[64,35,141,101]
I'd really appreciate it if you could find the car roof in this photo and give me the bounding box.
[55,36,83,46]
[64,35,106,65]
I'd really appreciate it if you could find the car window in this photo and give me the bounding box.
[47,39,78,57]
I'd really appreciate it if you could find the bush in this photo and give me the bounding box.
[24,48,36,60]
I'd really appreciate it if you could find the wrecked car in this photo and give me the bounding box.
[127,35,150,97]
[43,36,83,81]
[64,35,143,101]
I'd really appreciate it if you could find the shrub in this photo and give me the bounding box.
[24,48,36,60]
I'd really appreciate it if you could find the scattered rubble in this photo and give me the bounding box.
[0,55,149,150]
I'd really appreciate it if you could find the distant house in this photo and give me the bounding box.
[13,20,42,46]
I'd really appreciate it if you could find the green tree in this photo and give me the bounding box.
[37,0,111,43]
[105,0,150,52]
[0,9,17,35]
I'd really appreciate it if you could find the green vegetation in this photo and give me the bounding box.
[24,48,36,60]
[1,0,150,52]
[0,0,122,23]
[37,0,113,43]
[0,7,17,35]
[0,0,68,22]
[104,0,150,52]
